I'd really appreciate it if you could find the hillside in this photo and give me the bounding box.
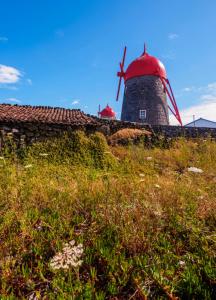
[0,132,215,299]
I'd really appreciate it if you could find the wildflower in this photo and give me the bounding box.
[188,167,203,173]
[139,173,145,177]
[50,240,83,271]
[24,164,33,169]
[154,184,161,189]
[179,260,186,267]
[39,153,49,157]
[36,225,42,231]
[28,292,38,300]
[146,156,152,161]
[154,210,162,216]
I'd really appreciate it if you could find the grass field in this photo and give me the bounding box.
[0,132,215,299]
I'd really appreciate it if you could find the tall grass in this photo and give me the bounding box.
[0,132,215,299]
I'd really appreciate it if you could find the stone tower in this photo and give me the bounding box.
[121,75,169,124]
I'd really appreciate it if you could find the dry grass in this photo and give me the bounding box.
[108,128,151,145]
[0,134,215,299]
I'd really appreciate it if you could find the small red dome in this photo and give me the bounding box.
[100,105,116,118]
[124,51,167,82]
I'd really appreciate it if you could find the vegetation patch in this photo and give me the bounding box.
[0,134,215,299]
[108,128,152,145]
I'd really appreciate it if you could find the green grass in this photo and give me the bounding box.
[0,132,215,299]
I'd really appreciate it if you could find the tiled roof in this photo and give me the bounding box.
[0,104,98,126]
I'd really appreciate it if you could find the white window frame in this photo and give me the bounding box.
[139,109,146,120]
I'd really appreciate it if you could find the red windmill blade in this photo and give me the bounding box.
[116,46,127,101]
[159,77,183,126]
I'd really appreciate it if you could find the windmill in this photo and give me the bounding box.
[116,44,182,126]
[98,104,116,120]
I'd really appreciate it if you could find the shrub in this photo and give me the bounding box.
[25,131,117,169]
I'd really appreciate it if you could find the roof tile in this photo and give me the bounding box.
[0,104,98,126]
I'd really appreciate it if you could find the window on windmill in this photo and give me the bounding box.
[139,109,146,120]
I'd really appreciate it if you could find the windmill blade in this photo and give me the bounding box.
[160,76,183,126]
[116,46,127,101]
[121,46,127,70]
[116,76,122,101]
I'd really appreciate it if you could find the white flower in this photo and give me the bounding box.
[154,184,161,189]
[28,293,38,300]
[179,260,186,267]
[139,173,145,177]
[50,240,83,271]
[36,225,42,231]
[188,167,203,173]
[154,210,162,216]
[39,153,49,157]
[24,164,33,169]
[146,156,153,161]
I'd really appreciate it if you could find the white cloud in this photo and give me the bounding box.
[0,36,8,43]
[182,82,216,94]
[200,94,216,102]
[72,99,80,105]
[3,97,22,104]
[170,100,216,125]
[0,84,18,90]
[170,81,216,125]
[207,82,216,92]
[0,65,21,84]
[182,87,195,92]
[26,78,32,85]
[168,33,179,40]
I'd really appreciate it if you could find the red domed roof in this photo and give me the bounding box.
[100,105,116,118]
[124,50,167,82]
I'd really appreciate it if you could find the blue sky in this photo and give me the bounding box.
[0,0,216,124]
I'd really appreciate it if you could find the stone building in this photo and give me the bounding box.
[185,118,216,128]
[0,104,99,144]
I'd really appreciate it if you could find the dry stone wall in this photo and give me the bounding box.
[0,121,97,148]
[1,118,216,150]
[151,124,216,138]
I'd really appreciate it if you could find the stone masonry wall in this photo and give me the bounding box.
[0,121,98,148]
[1,118,216,150]
[121,75,169,125]
[151,125,216,138]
